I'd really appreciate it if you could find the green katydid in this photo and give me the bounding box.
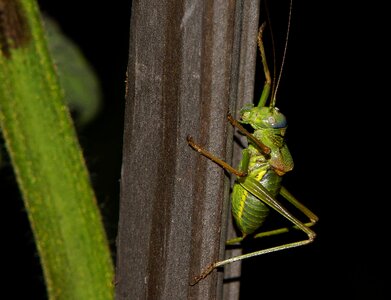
[187,3,318,286]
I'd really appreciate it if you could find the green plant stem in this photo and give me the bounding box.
[0,1,114,299]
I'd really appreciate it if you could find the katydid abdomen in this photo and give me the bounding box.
[232,154,283,235]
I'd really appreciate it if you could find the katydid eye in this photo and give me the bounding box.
[268,116,276,124]
[266,111,287,129]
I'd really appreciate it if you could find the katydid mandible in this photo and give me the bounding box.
[187,7,318,286]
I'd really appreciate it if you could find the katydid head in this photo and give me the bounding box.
[240,104,287,132]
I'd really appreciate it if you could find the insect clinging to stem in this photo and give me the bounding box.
[187,0,318,286]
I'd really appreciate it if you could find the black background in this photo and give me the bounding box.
[2,1,389,299]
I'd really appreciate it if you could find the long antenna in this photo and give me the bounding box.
[271,0,293,107]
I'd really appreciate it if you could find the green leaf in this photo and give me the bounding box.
[43,15,102,126]
[0,1,114,299]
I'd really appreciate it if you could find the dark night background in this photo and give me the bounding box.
[1,1,388,299]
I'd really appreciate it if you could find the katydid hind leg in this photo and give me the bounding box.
[280,186,318,223]
[191,177,317,285]
[239,176,316,239]
[250,185,318,240]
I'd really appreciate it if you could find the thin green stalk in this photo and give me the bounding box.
[0,1,114,299]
